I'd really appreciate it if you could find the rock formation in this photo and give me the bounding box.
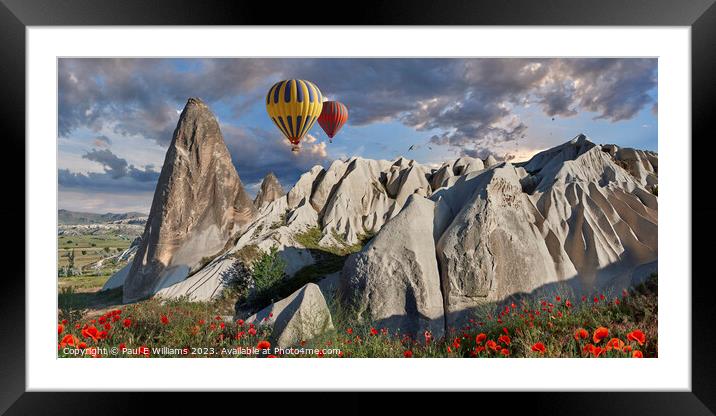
[245,283,334,348]
[253,172,285,209]
[137,120,657,343]
[344,134,658,330]
[340,195,446,339]
[122,98,257,303]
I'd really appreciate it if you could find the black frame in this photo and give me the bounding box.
[2,0,714,414]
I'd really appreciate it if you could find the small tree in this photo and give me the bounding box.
[250,246,286,303]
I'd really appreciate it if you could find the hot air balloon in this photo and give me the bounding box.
[266,79,323,152]
[317,101,348,143]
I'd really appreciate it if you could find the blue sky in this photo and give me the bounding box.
[58,58,657,213]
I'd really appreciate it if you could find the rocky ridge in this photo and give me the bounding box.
[103,106,657,344]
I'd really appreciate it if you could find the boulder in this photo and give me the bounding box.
[245,283,334,348]
[340,194,445,339]
[122,98,256,303]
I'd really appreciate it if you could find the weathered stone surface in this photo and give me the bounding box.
[453,156,484,175]
[614,147,658,188]
[319,157,394,245]
[340,195,445,339]
[434,135,658,327]
[245,283,334,348]
[429,163,454,190]
[287,165,324,209]
[122,98,256,303]
[436,166,566,327]
[253,172,285,209]
[484,154,498,168]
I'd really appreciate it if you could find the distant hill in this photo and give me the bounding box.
[58,209,147,225]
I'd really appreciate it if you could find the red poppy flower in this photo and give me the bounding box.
[574,328,589,341]
[123,318,132,328]
[475,333,487,344]
[632,350,644,358]
[565,300,572,308]
[257,340,271,350]
[623,345,633,352]
[346,328,353,335]
[500,348,510,356]
[58,324,64,335]
[591,346,604,357]
[119,343,126,352]
[486,340,499,351]
[498,335,511,346]
[403,350,413,358]
[605,338,625,351]
[248,327,257,336]
[555,296,561,302]
[452,338,461,349]
[82,325,100,342]
[370,328,378,336]
[236,319,244,326]
[593,327,609,343]
[502,327,509,335]
[78,342,87,350]
[474,345,486,354]
[103,323,111,331]
[627,330,646,346]
[531,342,546,353]
[161,315,169,325]
[59,334,77,348]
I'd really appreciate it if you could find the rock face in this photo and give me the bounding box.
[342,134,658,330]
[253,172,285,209]
[613,147,658,189]
[245,283,334,348]
[122,98,257,303]
[340,195,445,339]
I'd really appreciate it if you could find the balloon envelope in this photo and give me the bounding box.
[266,79,323,150]
[318,101,348,141]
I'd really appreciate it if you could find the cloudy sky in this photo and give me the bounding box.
[58,58,657,213]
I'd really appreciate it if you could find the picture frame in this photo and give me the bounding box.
[3,0,714,413]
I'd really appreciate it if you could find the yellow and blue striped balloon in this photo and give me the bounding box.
[266,79,323,151]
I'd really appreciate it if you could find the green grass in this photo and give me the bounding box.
[59,235,132,249]
[59,274,112,290]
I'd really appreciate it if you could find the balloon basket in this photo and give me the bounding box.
[291,145,300,153]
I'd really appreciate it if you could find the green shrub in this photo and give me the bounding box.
[250,246,287,303]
